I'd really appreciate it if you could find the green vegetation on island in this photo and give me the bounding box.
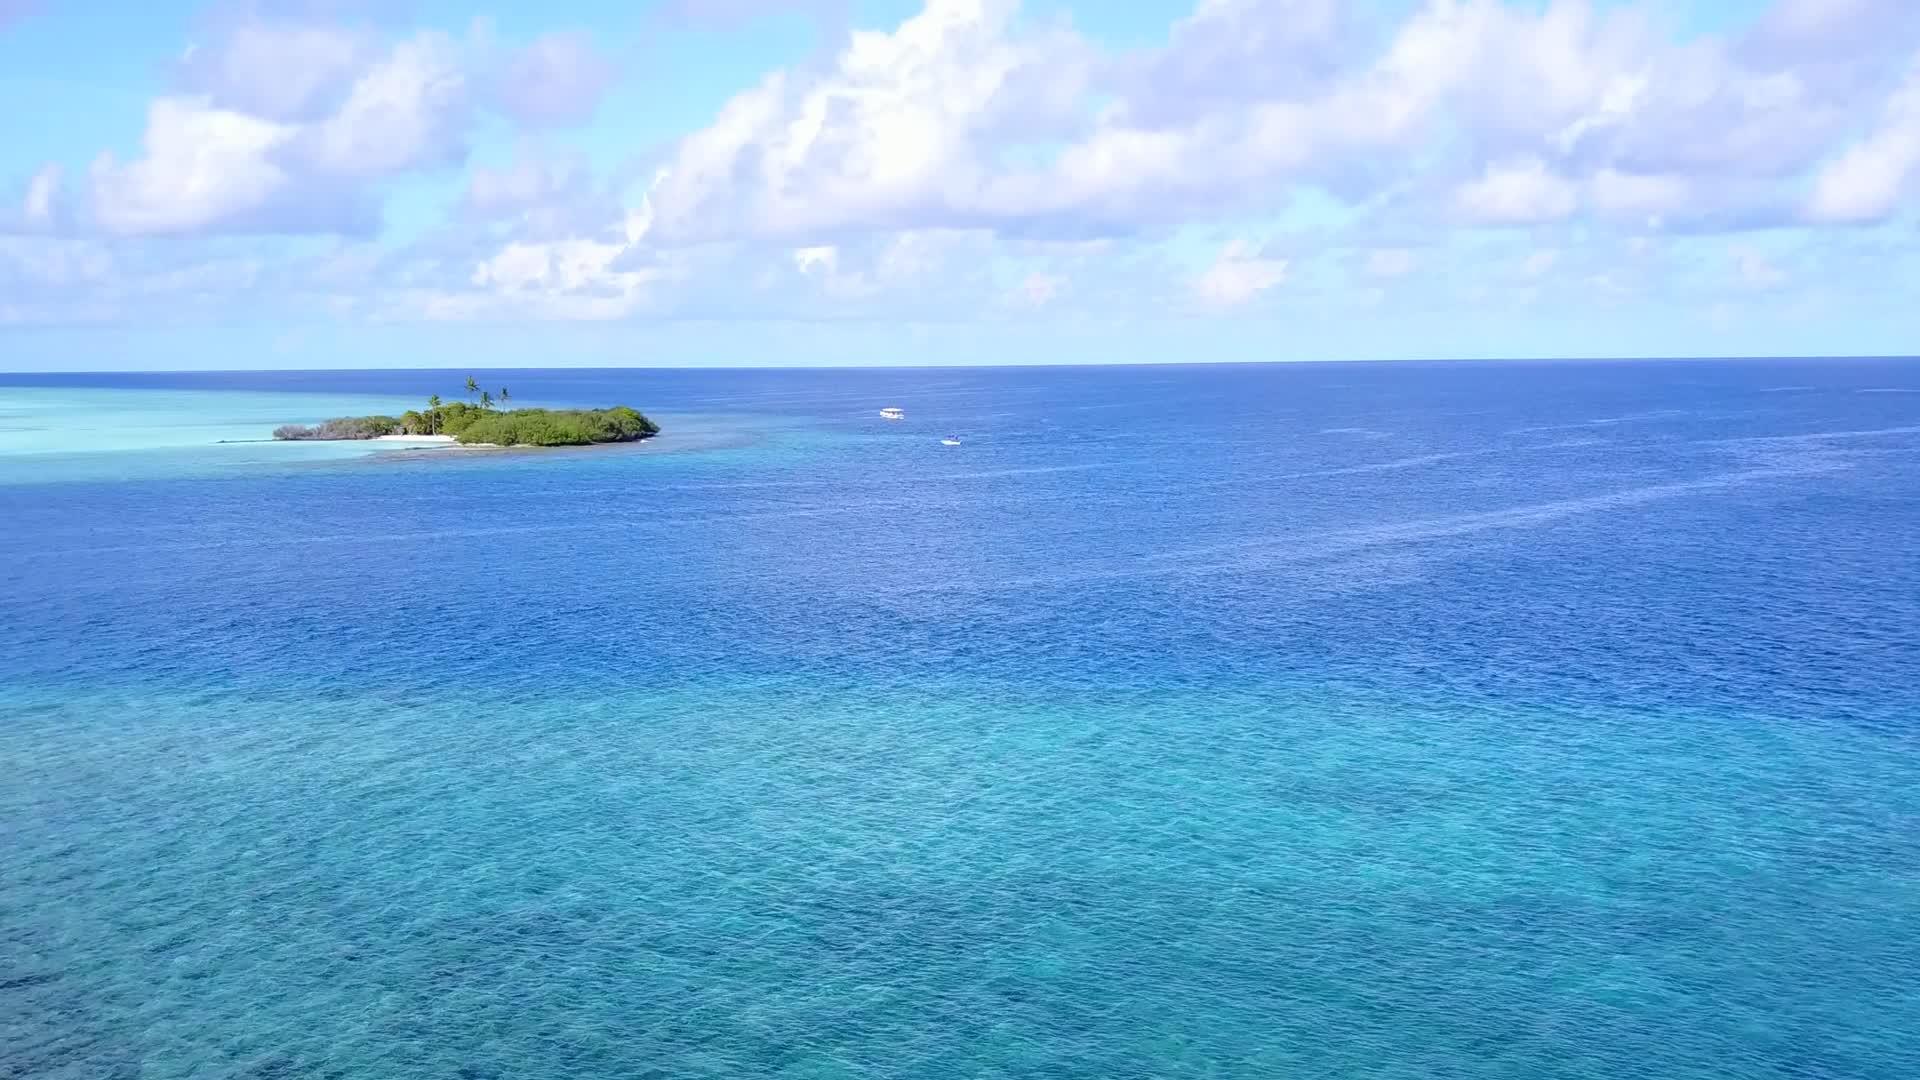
[273,380,659,447]
[273,416,403,441]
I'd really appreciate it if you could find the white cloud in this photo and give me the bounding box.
[1744,0,1920,64]
[30,0,1920,331]
[472,238,626,292]
[634,0,1918,243]
[80,0,1906,249]
[1194,239,1287,308]
[493,32,617,128]
[91,98,296,234]
[465,235,657,319]
[644,0,1092,240]
[1805,61,1920,223]
[794,245,837,274]
[1587,168,1690,221]
[91,31,471,235]
[305,34,468,177]
[178,22,372,122]
[781,236,947,301]
[1116,0,1350,128]
[655,0,850,31]
[453,182,671,320]
[1455,158,1578,224]
[466,157,574,214]
[8,164,65,233]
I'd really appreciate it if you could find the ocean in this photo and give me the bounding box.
[3,360,1917,1079]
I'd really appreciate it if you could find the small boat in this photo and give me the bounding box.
[941,435,962,446]
[879,407,905,421]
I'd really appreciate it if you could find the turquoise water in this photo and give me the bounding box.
[0,386,435,453]
[3,363,1919,1078]
[0,385,446,483]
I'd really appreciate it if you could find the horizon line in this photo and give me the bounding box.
[5,355,1920,376]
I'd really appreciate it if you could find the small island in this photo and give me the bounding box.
[274,379,659,448]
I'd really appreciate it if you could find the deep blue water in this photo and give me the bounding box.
[3,361,1918,1079]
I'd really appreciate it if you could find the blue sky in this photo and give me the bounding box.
[2,0,1917,370]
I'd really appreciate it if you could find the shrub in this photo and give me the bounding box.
[453,407,659,446]
[274,402,656,446]
[271,416,400,440]
[437,402,490,436]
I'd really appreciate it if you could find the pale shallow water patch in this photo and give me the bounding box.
[0,386,424,456]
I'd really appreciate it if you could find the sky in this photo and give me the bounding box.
[1,0,1918,370]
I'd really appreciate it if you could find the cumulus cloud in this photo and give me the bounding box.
[86,14,565,239]
[493,32,617,128]
[1743,0,1920,66]
[644,0,1095,241]
[472,237,641,294]
[0,165,66,234]
[21,0,1920,332]
[176,21,373,122]
[303,33,469,176]
[440,192,665,320]
[1114,0,1352,128]
[1587,168,1690,222]
[1455,158,1579,224]
[22,165,62,228]
[90,26,471,235]
[1194,239,1287,308]
[64,0,1920,248]
[793,245,837,275]
[465,155,580,217]
[632,0,1920,243]
[90,98,300,234]
[1805,60,1920,223]
[655,0,850,31]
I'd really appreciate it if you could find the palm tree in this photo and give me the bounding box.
[427,394,442,435]
[481,390,494,411]
[499,387,511,410]
[464,376,479,404]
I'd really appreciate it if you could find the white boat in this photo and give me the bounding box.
[879,407,905,420]
[941,436,962,446]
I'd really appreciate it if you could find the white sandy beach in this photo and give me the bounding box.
[372,433,506,449]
